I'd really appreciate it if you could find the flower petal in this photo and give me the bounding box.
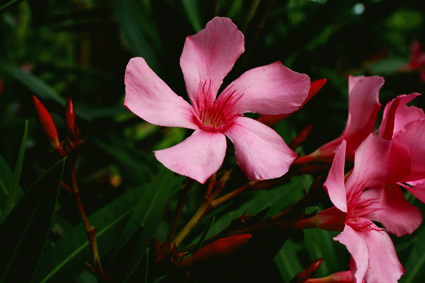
[393,119,425,182]
[218,61,310,115]
[342,75,383,154]
[361,184,422,236]
[154,130,226,184]
[378,93,423,139]
[223,117,296,180]
[348,74,365,93]
[302,75,383,162]
[356,225,405,283]
[346,134,411,202]
[180,17,244,103]
[401,182,425,203]
[334,225,368,283]
[124,57,198,130]
[323,140,348,212]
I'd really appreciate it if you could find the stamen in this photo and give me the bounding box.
[193,80,243,132]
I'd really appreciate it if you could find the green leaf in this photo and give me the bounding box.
[205,176,306,240]
[122,250,148,283]
[0,64,91,121]
[401,227,425,283]
[274,241,303,282]
[106,226,144,282]
[0,0,25,14]
[34,184,150,283]
[0,159,65,283]
[180,0,203,32]
[1,120,27,222]
[369,58,406,75]
[117,166,175,251]
[303,229,340,276]
[90,135,155,185]
[195,216,215,252]
[0,154,24,219]
[113,0,162,75]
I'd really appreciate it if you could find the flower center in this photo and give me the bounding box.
[192,80,243,132]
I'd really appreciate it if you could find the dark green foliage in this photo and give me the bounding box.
[0,159,64,283]
[1,1,424,282]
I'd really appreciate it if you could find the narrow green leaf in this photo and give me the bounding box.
[274,241,303,282]
[0,159,65,283]
[117,166,174,251]
[0,0,25,14]
[113,0,162,75]
[195,216,215,252]
[152,276,166,283]
[0,154,24,218]
[0,65,91,121]
[1,120,27,222]
[122,250,147,283]
[181,0,202,32]
[34,184,150,283]
[304,229,340,276]
[106,226,144,282]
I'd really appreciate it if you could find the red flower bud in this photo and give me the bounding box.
[173,234,252,270]
[289,124,313,150]
[305,270,360,283]
[191,234,251,262]
[32,96,60,149]
[257,78,327,126]
[65,98,75,136]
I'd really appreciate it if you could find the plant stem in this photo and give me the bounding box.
[70,162,109,282]
[210,180,258,208]
[172,201,211,248]
[166,177,195,249]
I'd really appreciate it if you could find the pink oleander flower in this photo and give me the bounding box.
[295,75,383,164]
[124,17,310,183]
[378,93,425,202]
[297,135,420,283]
[305,270,362,283]
[399,41,425,83]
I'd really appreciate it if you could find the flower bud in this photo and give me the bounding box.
[294,207,346,231]
[65,98,75,136]
[174,234,252,270]
[289,124,313,150]
[305,270,360,283]
[192,234,251,262]
[32,96,60,149]
[258,78,327,126]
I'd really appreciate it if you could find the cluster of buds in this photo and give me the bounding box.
[32,96,83,162]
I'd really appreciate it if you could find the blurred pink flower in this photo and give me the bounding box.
[124,17,310,183]
[302,136,416,282]
[399,41,425,83]
[295,75,383,164]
